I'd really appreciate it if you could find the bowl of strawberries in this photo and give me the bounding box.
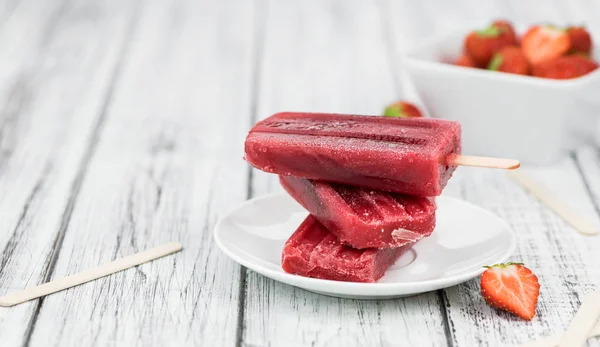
[402,20,600,164]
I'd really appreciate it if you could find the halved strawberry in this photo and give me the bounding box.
[480,262,540,320]
[567,26,592,54]
[383,101,423,118]
[521,25,571,65]
[570,51,592,59]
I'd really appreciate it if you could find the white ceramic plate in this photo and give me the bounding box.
[214,192,516,299]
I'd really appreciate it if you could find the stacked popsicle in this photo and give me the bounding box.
[244,112,518,283]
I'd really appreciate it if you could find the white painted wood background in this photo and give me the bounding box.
[0,0,599,346]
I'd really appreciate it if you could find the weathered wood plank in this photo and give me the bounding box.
[0,0,596,346]
[244,2,449,346]
[441,163,600,346]
[576,147,600,218]
[26,0,257,346]
[0,0,138,345]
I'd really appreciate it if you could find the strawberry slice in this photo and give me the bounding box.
[521,25,571,65]
[383,101,423,118]
[480,262,540,320]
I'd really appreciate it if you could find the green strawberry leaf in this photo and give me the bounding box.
[383,106,404,117]
[475,26,501,37]
[543,23,567,32]
[488,54,503,71]
[483,262,524,269]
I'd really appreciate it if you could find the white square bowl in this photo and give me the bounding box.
[402,25,600,165]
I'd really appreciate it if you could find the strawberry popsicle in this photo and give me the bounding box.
[245,112,461,196]
[282,215,413,283]
[280,176,436,249]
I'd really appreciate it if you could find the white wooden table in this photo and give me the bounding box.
[0,0,599,345]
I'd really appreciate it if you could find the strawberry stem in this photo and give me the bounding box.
[543,23,567,32]
[483,262,524,269]
[475,26,501,37]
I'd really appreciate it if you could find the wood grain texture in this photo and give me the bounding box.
[0,0,138,345]
[0,0,597,346]
[441,164,600,346]
[575,147,600,217]
[25,0,258,346]
[243,1,449,346]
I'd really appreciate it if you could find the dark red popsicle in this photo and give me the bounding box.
[282,215,413,283]
[280,176,436,249]
[245,112,461,197]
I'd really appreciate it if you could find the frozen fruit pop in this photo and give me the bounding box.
[282,215,412,283]
[280,176,436,249]
[245,112,461,196]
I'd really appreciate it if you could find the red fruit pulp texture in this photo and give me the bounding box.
[280,176,436,249]
[398,102,423,118]
[568,27,592,54]
[281,215,413,282]
[493,20,518,44]
[245,113,462,197]
[521,26,571,65]
[490,46,531,75]
[455,53,476,67]
[480,263,540,320]
[465,25,516,67]
[533,55,599,79]
[383,101,423,118]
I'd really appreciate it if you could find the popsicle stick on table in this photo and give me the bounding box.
[507,170,598,236]
[0,242,183,307]
[519,321,600,347]
[558,292,600,347]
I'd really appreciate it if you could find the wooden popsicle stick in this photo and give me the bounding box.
[558,292,600,347]
[519,321,600,347]
[447,154,520,170]
[0,241,183,307]
[507,170,598,236]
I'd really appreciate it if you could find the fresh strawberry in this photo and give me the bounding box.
[567,26,592,54]
[521,25,571,65]
[570,51,592,59]
[454,53,477,68]
[465,22,517,67]
[488,46,530,75]
[383,101,423,118]
[493,20,518,44]
[480,262,540,320]
[533,55,599,79]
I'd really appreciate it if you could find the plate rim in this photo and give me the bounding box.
[214,192,517,296]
